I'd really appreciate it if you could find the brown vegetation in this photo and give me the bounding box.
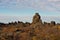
[0,13,60,40]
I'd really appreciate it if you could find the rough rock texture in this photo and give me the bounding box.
[32,13,42,24]
[0,13,60,40]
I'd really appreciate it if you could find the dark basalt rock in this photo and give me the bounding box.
[51,21,56,26]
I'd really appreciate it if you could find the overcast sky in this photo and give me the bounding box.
[0,0,60,23]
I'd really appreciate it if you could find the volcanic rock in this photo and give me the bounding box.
[32,13,42,24]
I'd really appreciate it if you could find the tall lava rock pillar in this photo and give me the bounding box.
[32,13,42,24]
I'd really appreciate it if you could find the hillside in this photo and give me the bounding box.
[0,13,60,40]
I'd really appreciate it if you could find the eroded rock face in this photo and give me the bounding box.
[32,13,42,24]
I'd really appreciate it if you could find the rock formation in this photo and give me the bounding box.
[32,13,42,24]
[0,13,60,40]
[50,21,56,26]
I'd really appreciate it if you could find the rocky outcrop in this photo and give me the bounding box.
[50,21,56,26]
[32,13,42,24]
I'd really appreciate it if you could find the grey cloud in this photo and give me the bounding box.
[0,0,60,13]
